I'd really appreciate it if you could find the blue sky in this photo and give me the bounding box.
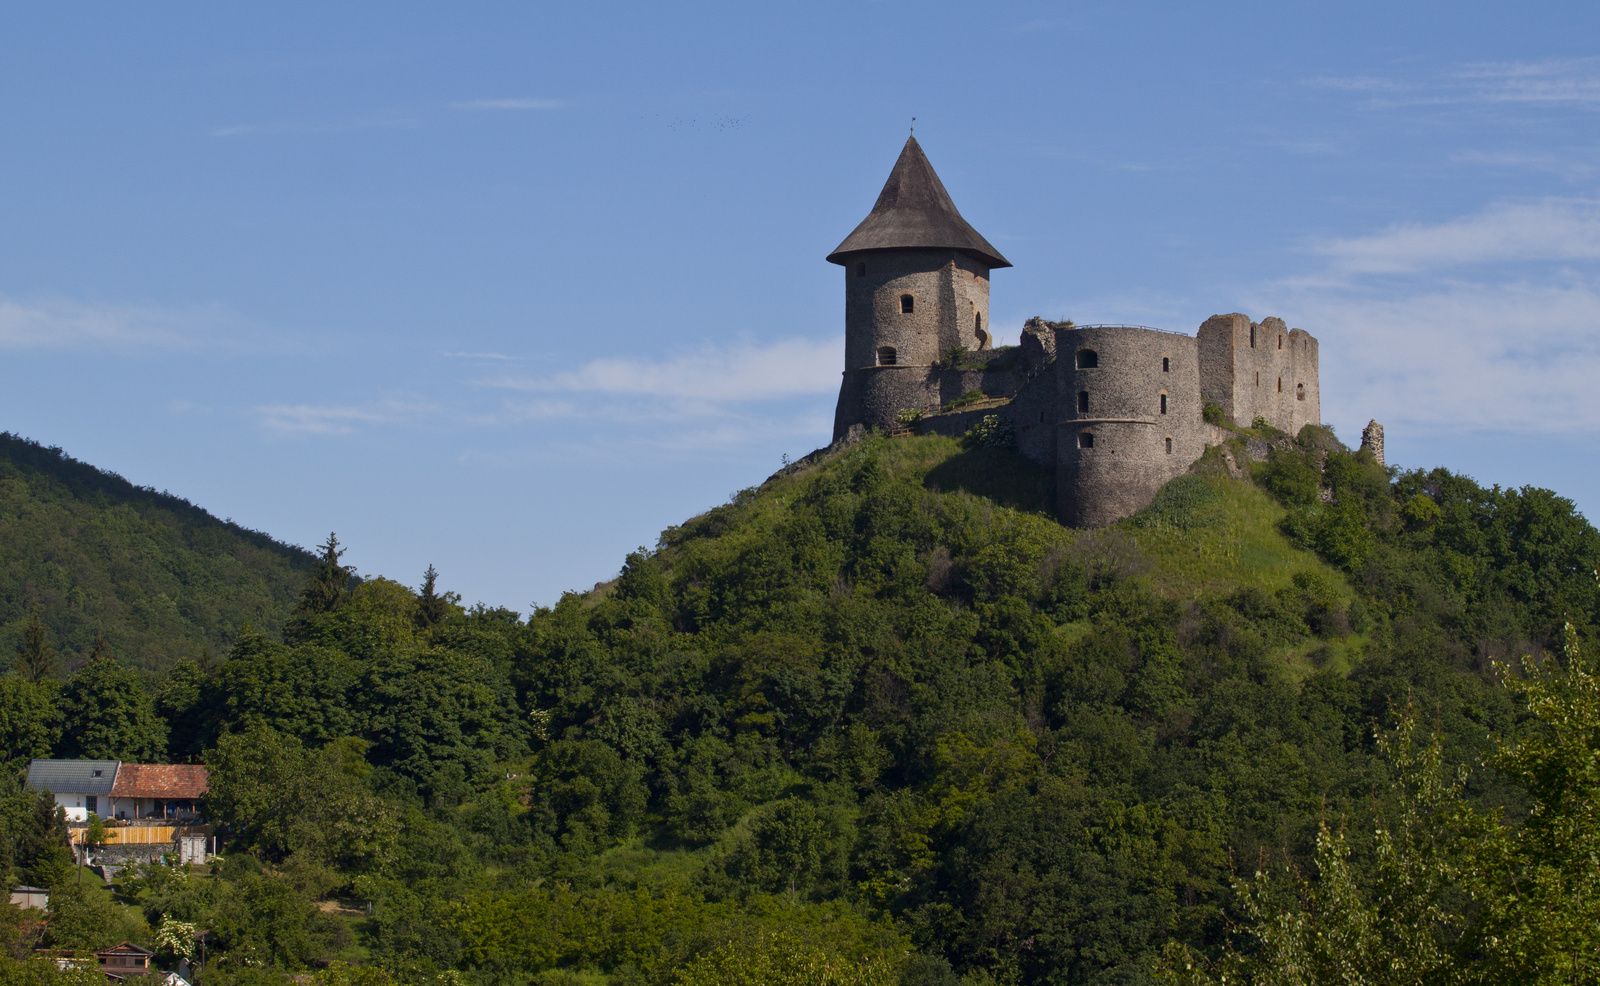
[2,2,1598,611]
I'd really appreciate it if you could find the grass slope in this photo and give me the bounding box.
[0,432,316,671]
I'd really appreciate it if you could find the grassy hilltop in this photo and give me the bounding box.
[1,426,1597,985]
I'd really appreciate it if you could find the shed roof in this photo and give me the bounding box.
[26,760,119,797]
[827,136,1010,269]
[110,763,208,800]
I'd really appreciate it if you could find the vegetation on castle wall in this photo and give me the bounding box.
[0,430,1596,983]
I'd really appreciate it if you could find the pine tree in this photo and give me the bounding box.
[13,611,58,684]
[16,788,72,888]
[86,632,111,663]
[296,533,355,617]
[416,564,459,629]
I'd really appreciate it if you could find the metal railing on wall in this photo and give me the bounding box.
[1068,323,1188,337]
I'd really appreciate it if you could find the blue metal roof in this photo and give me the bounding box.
[26,759,119,796]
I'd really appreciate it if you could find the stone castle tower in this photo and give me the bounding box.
[828,136,1011,441]
[827,138,1325,528]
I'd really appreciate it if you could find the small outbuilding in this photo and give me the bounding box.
[97,941,153,976]
[8,886,48,909]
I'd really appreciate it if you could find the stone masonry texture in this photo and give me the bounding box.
[825,143,1326,528]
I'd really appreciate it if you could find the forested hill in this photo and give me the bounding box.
[3,424,1599,985]
[0,431,315,671]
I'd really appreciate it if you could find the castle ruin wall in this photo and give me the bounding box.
[1197,313,1320,434]
[1002,370,1058,467]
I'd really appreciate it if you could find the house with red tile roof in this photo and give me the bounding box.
[107,764,208,823]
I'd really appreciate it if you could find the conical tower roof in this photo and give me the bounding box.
[827,136,1010,268]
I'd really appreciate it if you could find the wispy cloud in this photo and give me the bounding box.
[1307,58,1600,108]
[1308,198,1600,275]
[451,98,563,111]
[1304,74,1408,94]
[1263,198,1600,437]
[443,351,522,361]
[1457,59,1600,105]
[481,337,841,403]
[257,399,437,436]
[0,297,236,350]
[459,337,840,455]
[1450,150,1600,181]
[210,111,421,138]
[1272,280,1600,435]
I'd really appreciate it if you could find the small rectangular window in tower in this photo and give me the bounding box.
[1279,335,1283,349]
[1165,437,1172,454]
[856,262,866,277]
[1250,325,1256,348]
[1255,371,1259,386]
[1296,382,1306,401]
[1077,391,1089,413]
[1162,357,1169,372]
[1277,376,1282,393]
[876,346,897,366]
[1079,432,1094,449]
[900,294,914,314]
[1159,394,1168,415]
[1076,349,1098,368]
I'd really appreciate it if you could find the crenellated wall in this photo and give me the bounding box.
[1197,313,1320,434]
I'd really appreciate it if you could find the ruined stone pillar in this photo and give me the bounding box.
[1360,419,1385,468]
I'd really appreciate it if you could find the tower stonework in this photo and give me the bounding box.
[829,137,1010,441]
[825,139,1332,528]
[1055,325,1210,526]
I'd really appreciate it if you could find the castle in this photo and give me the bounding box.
[828,136,1324,526]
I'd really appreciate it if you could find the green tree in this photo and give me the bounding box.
[0,677,57,765]
[82,814,106,850]
[208,871,348,970]
[154,657,209,762]
[213,636,360,746]
[204,725,396,871]
[416,565,460,630]
[296,533,355,618]
[1161,628,1600,986]
[39,882,147,950]
[1460,623,1600,985]
[11,614,57,685]
[0,955,104,984]
[673,930,899,986]
[52,655,167,761]
[723,799,850,899]
[14,789,72,889]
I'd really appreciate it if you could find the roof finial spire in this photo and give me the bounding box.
[910,116,916,134]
